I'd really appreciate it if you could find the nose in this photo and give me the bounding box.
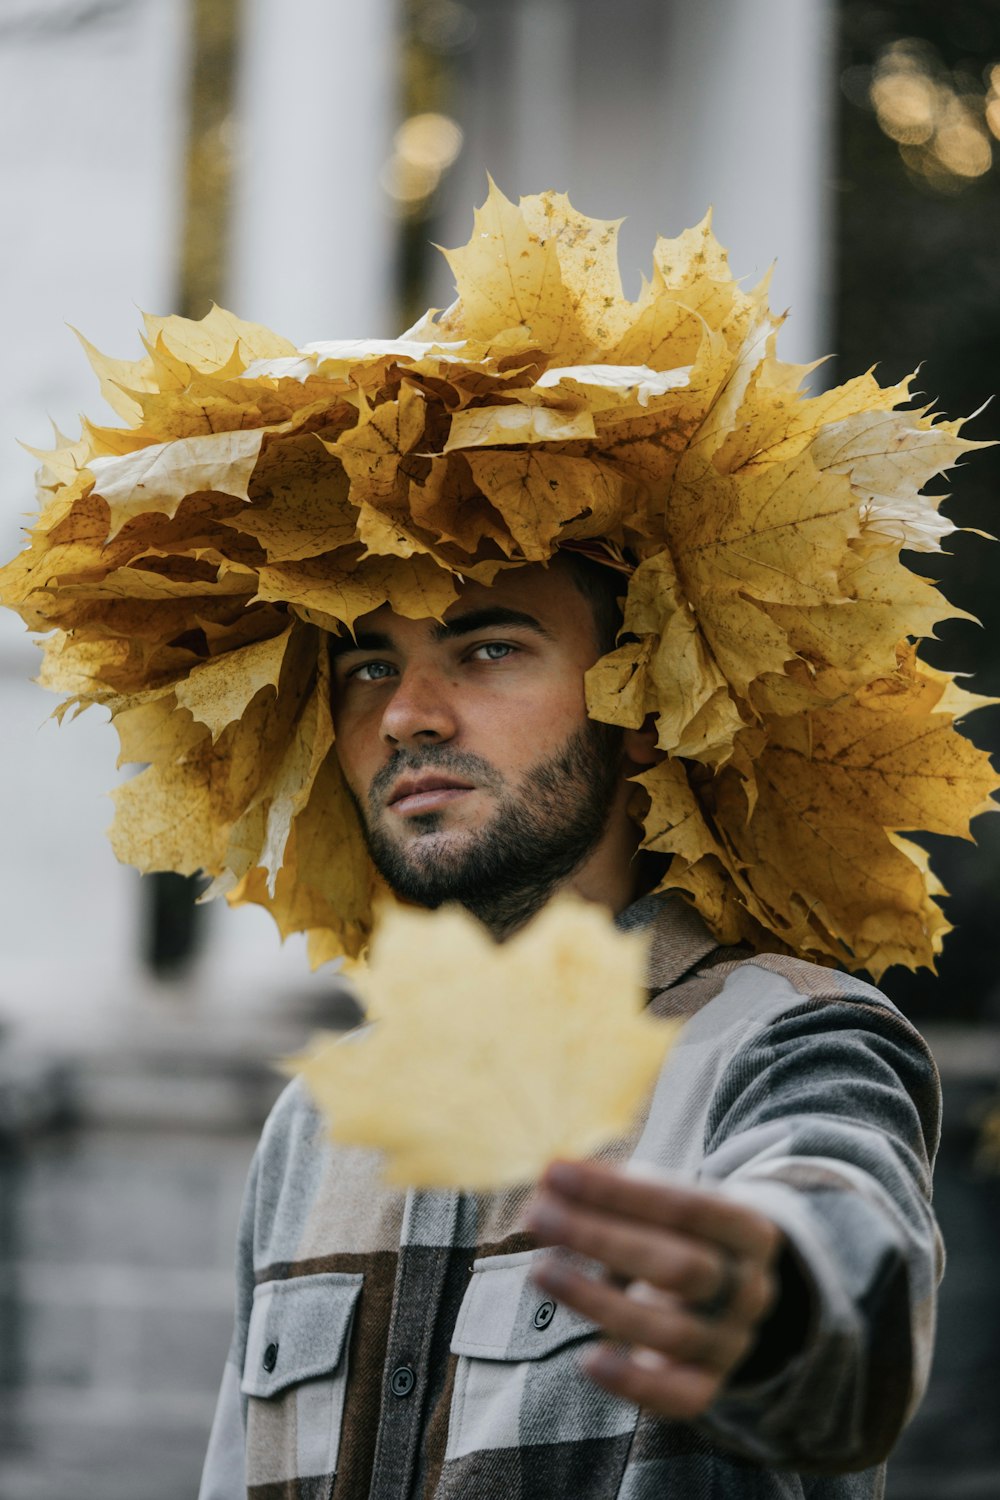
[378,663,458,749]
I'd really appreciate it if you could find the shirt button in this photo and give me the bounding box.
[262,1342,279,1373]
[390,1364,415,1397]
[533,1300,556,1330]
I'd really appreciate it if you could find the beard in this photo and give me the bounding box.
[350,720,624,937]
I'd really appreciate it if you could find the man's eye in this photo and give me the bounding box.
[472,641,514,661]
[350,660,397,682]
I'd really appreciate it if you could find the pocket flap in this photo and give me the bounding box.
[242,1271,363,1399]
[451,1250,597,1362]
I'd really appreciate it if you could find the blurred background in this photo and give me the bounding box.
[0,1,998,1495]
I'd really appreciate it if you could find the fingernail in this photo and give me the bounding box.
[532,1256,570,1291]
[523,1199,565,1237]
[583,1346,626,1380]
[545,1161,583,1194]
[631,1347,671,1372]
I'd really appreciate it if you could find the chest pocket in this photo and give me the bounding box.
[241,1271,363,1488]
[444,1249,639,1465]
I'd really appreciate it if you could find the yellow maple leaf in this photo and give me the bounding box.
[439,179,587,356]
[111,694,210,768]
[256,551,458,632]
[90,428,264,536]
[239,431,357,558]
[291,898,677,1189]
[520,190,630,349]
[408,455,517,557]
[70,330,160,426]
[333,382,428,503]
[229,754,377,960]
[173,625,293,741]
[637,680,999,978]
[142,304,297,372]
[444,402,597,450]
[585,551,745,763]
[462,450,629,561]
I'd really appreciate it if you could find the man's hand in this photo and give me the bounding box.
[523,1159,783,1421]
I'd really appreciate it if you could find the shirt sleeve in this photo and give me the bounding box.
[197,1149,259,1500]
[693,992,943,1474]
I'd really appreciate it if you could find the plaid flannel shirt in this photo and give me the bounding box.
[199,892,942,1500]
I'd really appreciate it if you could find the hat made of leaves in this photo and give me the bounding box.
[2,183,996,977]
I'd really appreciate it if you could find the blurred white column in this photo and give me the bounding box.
[439,0,835,366]
[659,0,837,364]
[0,0,189,1019]
[510,0,574,192]
[230,0,399,344]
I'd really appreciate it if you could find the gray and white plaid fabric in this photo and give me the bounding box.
[199,893,942,1500]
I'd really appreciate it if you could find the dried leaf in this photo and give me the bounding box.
[91,429,263,535]
[637,688,999,977]
[256,551,458,631]
[143,305,297,371]
[445,403,596,450]
[333,383,428,502]
[291,899,677,1188]
[238,433,358,559]
[462,451,627,561]
[230,754,377,959]
[174,625,292,740]
[440,180,582,353]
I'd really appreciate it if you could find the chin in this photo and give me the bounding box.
[368,821,489,907]
[399,824,477,865]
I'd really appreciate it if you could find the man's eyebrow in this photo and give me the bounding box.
[329,629,395,658]
[431,607,554,642]
[328,607,554,659]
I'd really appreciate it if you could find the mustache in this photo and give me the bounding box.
[368,747,504,814]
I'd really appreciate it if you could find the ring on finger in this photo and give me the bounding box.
[693,1249,740,1321]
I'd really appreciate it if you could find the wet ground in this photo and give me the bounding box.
[0,1051,997,1499]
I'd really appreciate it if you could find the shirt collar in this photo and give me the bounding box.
[615,890,721,991]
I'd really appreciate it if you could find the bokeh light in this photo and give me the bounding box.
[935,100,992,178]
[395,110,463,171]
[865,38,997,190]
[413,0,477,54]
[381,110,464,214]
[870,65,937,144]
[379,153,441,203]
[986,64,1000,141]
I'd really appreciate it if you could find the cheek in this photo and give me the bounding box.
[484,682,588,769]
[331,702,379,799]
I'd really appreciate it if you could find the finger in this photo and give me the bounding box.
[733,1257,778,1325]
[530,1258,752,1373]
[524,1192,722,1303]
[690,1245,779,1328]
[580,1343,722,1423]
[539,1159,781,1262]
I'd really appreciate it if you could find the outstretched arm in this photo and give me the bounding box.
[525,993,942,1473]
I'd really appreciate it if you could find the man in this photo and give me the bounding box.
[198,554,942,1499]
[0,186,977,1498]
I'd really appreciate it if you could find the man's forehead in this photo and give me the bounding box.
[350,561,581,637]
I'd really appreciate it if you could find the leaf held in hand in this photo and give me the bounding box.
[290,899,678,1189]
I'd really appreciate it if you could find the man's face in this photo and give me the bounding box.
[330,561,629,929]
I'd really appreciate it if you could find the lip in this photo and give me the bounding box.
[387,773,475,816]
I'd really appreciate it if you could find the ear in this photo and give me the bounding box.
[622,714,661,768]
